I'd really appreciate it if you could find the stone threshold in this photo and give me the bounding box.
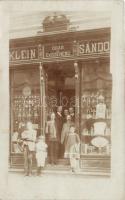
[9,167,110,177]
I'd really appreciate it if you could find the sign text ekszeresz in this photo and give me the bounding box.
[9,41,110,62]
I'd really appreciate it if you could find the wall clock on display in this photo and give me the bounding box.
[22,86,31,97]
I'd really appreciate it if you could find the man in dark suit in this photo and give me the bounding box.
[69,107,75,123]
[55,106,64,158]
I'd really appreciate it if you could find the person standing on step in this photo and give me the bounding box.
[21,121,37,176]
[61,115,74,156]
[46,112,58,165]
[63,109,69,123]
[69,138,80,173]
[55,106,64,158]
[64,125,80,172]
[69,107,75,123]
[35,135,48,176]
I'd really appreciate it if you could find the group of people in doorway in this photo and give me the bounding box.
[46,106,80,169]
[19,106,80,176]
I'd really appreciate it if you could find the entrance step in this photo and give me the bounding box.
[9,155,110,175]
[45,164,70,171]
[54,158,70,165]
[9,162,110,176]
[9,167,110,177]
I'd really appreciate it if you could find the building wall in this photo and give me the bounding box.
[0,5,9,196]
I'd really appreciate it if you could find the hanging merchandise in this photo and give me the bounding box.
[96,95,106,119]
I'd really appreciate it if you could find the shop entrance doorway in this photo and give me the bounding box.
[43,62,76,165]
[45,62,75,114]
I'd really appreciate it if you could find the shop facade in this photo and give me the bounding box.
[9,16,112,172]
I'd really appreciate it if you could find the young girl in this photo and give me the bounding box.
[64,125,80,172]
[69,140,80,172]
[35,135,48,176]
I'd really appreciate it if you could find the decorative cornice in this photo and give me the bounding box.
[9,12,111,39]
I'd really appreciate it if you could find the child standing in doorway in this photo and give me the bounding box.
[35,135,48,176]
[69,140,80,172]
[64,125,80,172]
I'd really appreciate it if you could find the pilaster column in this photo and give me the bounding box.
[74,61,81,134]
[39,62,46,135]
[111,0,125,198]
[0,5,9,197]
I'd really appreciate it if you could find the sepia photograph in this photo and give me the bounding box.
[0,0,125,199]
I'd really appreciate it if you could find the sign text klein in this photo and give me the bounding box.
[9,47,38,61]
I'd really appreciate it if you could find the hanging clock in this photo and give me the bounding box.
[22,86,31,97]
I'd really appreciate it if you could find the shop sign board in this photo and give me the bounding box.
[44,42,73,58]
[9,46,38,62]
[9,40,110,62]
[76,40,110,56]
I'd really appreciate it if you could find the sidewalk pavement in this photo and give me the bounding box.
[0,171,111,200]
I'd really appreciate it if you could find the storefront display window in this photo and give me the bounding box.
[10,69,41,154]
[80,62,112,156]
